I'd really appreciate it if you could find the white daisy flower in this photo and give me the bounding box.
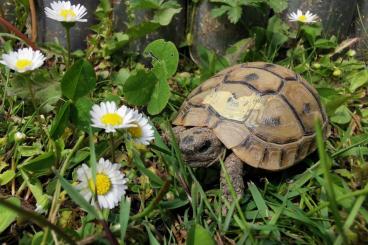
[76,158,128,209]
[288,9,318,23]
[0,47,46,73]
[90,101,137,133]
[45,1,87,23]
[128,110,155,145]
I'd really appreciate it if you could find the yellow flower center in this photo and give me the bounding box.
[59,9,76,20]
[15,59,32,70]
[298,15,307,22]
[101,113,123,126]
[88,173,112,195]
[128,124,143,138]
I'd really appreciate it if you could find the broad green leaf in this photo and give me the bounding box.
[348,69,368,92]
[211,5,231,18]
[71,97,93,131]
[144,39,179,79]
[131,0,161,10]
[187,224,215,245]
[123,70,157,106]
[267,0,287,13]
[314,38,337,49]
[61,59,96,101]
[0,170,15,186]
[227,5,242,23]
[127,22,160,40]
[153,7,182,26]
[49,101,71,140]
[58,173,100,219]
[301,25,322,45]
[113,68,131,87]
[147,78,171,115]
[17,144,43,157]
[330,105,352,124]
[0,197,20,233]
[18,152,55,176]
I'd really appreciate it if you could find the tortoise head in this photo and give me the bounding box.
[174,126,224,168]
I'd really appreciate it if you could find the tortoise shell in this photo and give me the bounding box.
[173,62,329,171]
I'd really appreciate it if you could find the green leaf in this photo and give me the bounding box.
[0,197,20,233]
[144,223,160,245]
[0,170,15,186]
[301,25,322,45]
[18,152,55,177]
[17,144,43,157]
[248,181,269,217]
[22,175,50,209]
[71,97,93,131]
[61,60,96,101]
[330,105,352,124]
[58,173,100,219]
[119,197,131,241]
[49,101,71,140]
[131,0,161,10]
[127,22,161,40]
[267,0,287,13]
[147,78,171,115]
[187,224,215,245]
[123,69,157,106]
[227,5,242,23]
[153,7,182,26]
[211,5,231,18]
[314,38,337,49]
[348,69,368,92]
[144,39,179,79]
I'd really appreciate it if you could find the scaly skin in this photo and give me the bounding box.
[174,126,245,200]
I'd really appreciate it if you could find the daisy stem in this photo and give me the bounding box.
[27,81,37,112]
[65,26,71,69]
[110,134,116,162]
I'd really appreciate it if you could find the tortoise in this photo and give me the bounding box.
[172,62,329,200]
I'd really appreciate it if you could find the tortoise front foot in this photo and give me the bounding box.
[220,153,245,203]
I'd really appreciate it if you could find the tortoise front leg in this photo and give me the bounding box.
[220,153,245,202]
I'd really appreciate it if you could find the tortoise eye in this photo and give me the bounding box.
[198,140,211,153]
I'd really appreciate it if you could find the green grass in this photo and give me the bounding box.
[0,1,368,244]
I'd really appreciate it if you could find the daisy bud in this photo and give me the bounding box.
[347,49,356,57]
[14,132,26,142]
[333,69,342,77]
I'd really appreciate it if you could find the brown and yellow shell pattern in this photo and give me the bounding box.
[173,62,329,171]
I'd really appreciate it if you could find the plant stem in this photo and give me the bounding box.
[0,16,38,49]
[27,81,37,112]
[110,133,116,162]
[65,26,71,69]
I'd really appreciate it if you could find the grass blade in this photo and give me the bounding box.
[57,172,100,219]
[315,119,347,243]
[248,181,269,217]
[120,197,131,242]
[0,197,76,244]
